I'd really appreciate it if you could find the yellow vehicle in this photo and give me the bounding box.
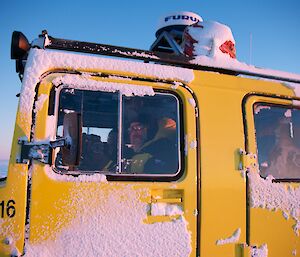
[1,22,300,257]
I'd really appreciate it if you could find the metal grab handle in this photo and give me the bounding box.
[151,197,182,203]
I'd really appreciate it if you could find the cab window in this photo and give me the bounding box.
[254,104,300,179]
[55,88,181,177]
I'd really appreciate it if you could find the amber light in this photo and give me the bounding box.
[11,31,30,60]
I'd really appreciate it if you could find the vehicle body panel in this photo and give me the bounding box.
[0,46,299,256]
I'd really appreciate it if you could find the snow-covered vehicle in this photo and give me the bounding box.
[1,12,300,257]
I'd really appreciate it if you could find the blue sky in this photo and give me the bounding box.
[0,0,299,160]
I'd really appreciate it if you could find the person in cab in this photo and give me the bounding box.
[125,116,178,174]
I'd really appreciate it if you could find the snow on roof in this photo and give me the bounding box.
[182,20,300,85]
[18,39,300,138]
[52,74,155,97]
[19,48,194,126]
[25,180,192,256]
[191,54,300,84]
[183,21,236,59]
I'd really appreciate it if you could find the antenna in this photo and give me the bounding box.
[249,33,253,65]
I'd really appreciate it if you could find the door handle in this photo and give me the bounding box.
[147,189,184,221]
[151,197,182,204]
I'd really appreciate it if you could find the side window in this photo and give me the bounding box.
[254,104,300,179]
[56,89,119,172]
[121,94,180,175]
[55,88,181,177]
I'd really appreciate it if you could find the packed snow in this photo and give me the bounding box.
[189,140,197,149]
[250,244,268,257]
[170,81,183,90]
[216,228,241,245]
[33,94,48,113]
[19,48,194,126]
[188,98,196,107]
[46,115,57,141]
[52,74,155,97]
[25,182,192,257]
[248,170,300,235]
[0,218,21,256]
[182,20,300,85]
[150,202,183,216]
[183,20,236,59]
[254,106,271,115]
[45,166,107,183]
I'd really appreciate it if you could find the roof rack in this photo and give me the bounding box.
[11,31,300,84]
[46,36,300,84]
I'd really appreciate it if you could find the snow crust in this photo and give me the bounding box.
[25,182,191,257]
[284,109,292,118]
[191,55,300,84]
[0,218,21,256]
[52,74,155,97]
[250,244,268,257]
[170,81,183,89]
[248,170,300,235]
[188,98,196,107]
[289,83,300,97]
[150,203,183,216]
[19,48,194,125]
[254,106,271,115]
[34,94,48,113]
[45,166,107,182]
[216,228,241,245]
[44,34,52,47]
[46,115,57,141]
[189,140,197,149]
[183,21,300,85]
[112,49,159,59]
[184,21,236,59]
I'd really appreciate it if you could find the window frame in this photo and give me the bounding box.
[52,84,185,182]
[243,93,300,182]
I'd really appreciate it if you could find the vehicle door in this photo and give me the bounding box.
[244,95,300,256]
[25,73,199,256]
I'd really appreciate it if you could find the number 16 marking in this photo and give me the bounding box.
[0,200,16,218]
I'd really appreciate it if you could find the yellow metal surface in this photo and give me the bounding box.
[189,71,297,257]
[1,60,300,257]
[244,95,300,257]
[0,108,31,256]
[191,71,248,257]
[26,75,198,256]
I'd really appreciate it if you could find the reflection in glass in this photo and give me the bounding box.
[254,104,300,179]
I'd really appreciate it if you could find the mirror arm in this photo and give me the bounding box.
[17,138,69,165]
[50,138,69,149]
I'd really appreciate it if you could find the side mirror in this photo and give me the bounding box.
[62,112,82,166]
